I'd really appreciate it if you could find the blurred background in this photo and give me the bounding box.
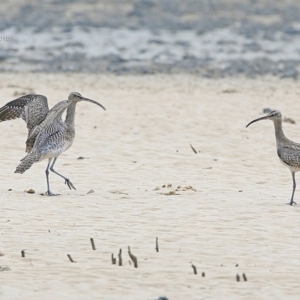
[0,0,300,78]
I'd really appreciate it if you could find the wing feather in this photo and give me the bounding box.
[0,94,49,131]
[0,94,51,152]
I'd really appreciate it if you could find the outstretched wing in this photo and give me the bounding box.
[0,94,49,152]
[0,94,49,131]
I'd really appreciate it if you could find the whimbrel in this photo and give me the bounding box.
[0,92,105,196]
[246,110,299,205]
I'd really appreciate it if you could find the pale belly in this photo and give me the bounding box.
[279,158,300,173]
[38,138,74,161]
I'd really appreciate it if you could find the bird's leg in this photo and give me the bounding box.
[289,171,297,205]
[45,158,59,196]
[50,157,76,190]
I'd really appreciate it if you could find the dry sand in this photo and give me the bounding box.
[0,74,300,299]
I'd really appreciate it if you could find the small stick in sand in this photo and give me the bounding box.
[128,246,138,268]
[155,237,159,252]
[90,238,96,250]
[118,249,122,266]
[191,264,197,275]
[111,253,116,264]
[242,273,247,281]
[21,250,26,257]
[190,144,197,154]
[236,274,240,282]
[67,254,76,263]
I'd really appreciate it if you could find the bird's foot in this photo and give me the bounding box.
[45,190,60,196]
[65,179,76,190]
[288,200,297,206]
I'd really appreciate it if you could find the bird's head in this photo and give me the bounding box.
[68,92,106,111]
[246,110,282,128]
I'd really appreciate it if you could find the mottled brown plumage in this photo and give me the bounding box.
[246,110,299,205]
[0,94,49,152]
[0,92,106,196]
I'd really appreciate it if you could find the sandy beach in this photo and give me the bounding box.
[0,73,299,299]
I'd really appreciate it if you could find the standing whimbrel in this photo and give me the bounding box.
[0,92,105,196]
[246,110,300,205]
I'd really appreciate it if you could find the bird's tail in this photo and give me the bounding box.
[15,153,38,174]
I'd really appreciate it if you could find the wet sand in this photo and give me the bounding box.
[1,0,300,77]
[0,74,300,299]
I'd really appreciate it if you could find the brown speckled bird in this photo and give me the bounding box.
[246,110,300,205]
[0,92,105,196]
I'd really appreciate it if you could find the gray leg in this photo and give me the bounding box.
[50,157,76,190]
[289,171,297,205]
[45,158,59,196]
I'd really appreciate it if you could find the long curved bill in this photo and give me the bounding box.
[82,97,106,111]
[246,115,268,128]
